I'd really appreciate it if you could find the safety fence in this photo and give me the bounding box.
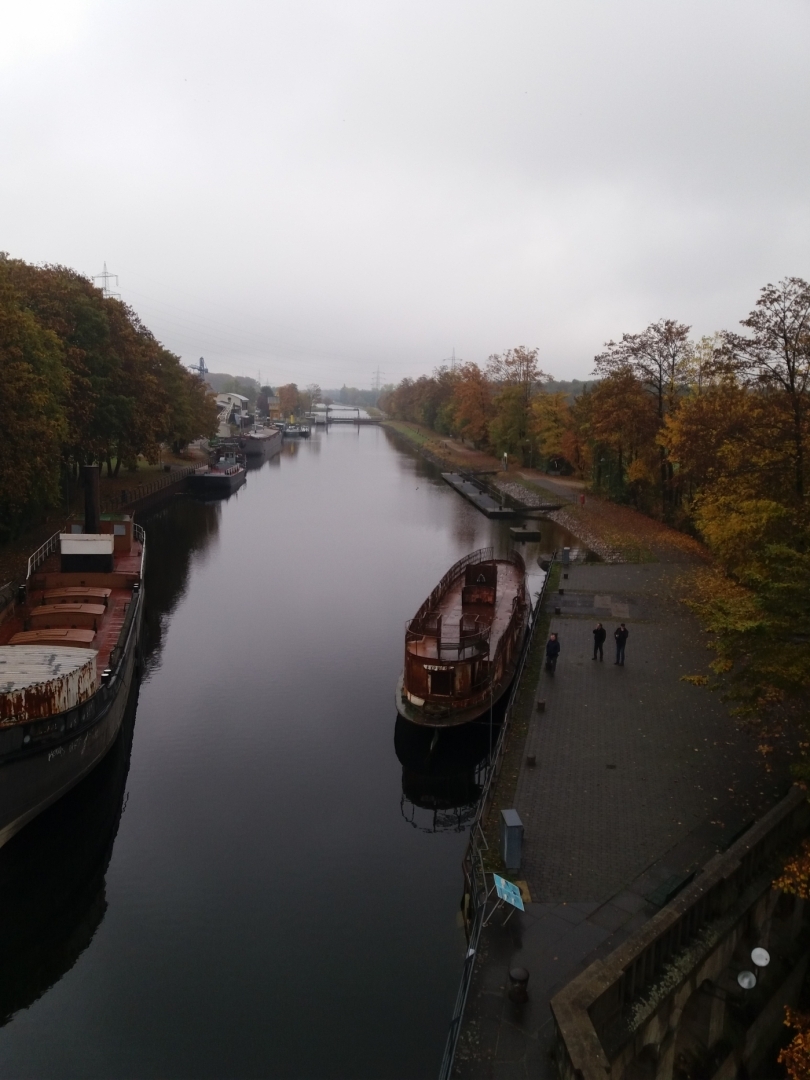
[100,462,204,513]
[438,552,555,1080]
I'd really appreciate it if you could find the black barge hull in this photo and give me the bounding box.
[187,470,246,496]
[0,591,143,849]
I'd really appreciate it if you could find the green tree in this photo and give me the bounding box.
[0,262,66,537]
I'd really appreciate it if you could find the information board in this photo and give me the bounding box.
[493,874,525,911]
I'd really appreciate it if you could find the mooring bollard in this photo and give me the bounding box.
[536,700,546,712]
[508,967,530,1002]
[526,754,536,767]
[554,606,561,615]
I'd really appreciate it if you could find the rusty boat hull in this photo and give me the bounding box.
[0,517,145,849]
[0,599,142,848]
[395,548,528,729]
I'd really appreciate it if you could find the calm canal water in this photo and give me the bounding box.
[0,427,578,1079]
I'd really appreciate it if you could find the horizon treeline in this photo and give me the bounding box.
[382,278,810,745]
[0,255,218,539]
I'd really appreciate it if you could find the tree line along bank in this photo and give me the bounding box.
[381,278,810,785]
[0,255,219,541]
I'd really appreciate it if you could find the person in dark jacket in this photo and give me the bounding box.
[592,622,606,661]
[545,632,561,673]
[614,623,629,665]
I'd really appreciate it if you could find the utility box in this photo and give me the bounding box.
[561,546,570,566]
[500,809,524,872]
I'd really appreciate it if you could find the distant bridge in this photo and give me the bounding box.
[307,407,383,425]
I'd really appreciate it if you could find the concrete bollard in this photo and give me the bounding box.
[526,754,536,767]
[508,967,530,1002]
[536,700,546,712]
[554,606,561,615]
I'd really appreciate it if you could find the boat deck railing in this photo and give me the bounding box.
[410,547,494,629]
[438,552,555,1080]
[26,530,63,581]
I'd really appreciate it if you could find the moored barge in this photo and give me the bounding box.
[396,547,528,727]
[187,452,246,496]
[0,468,145,848]
[243,426,282,459]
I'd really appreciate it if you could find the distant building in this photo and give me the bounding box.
[215,393,251,436]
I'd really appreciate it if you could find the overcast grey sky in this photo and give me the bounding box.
[2,0,808,387]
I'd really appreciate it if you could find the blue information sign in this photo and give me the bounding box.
[493,874,525,912]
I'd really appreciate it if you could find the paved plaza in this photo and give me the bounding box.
[453,560,793,1080]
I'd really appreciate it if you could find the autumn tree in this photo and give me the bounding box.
[487,347,550,464]
[723,277,810,503]
[593,319,693,511]
[0,263,66,537]
[278,383,301,418]
[451,363,492,447]
[530,392,571,469]
[587,370,659,504]
[3,261,212,473]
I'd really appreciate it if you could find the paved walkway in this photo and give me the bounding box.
[453,561,792,1080]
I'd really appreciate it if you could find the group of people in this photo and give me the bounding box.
[544,622,629,673]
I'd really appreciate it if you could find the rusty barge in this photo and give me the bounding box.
[0,467,144,849]
[396,547,528,728]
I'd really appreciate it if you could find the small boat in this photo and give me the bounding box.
[396,547,528,727]
[0,468,145,848]
[282,424,311,439]
[241,426,282,460]
[186,452,246,496]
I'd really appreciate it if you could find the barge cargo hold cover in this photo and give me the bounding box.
[0,648,98,728]
[395,547,528,728]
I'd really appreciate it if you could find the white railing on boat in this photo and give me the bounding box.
[134,523,146,574]
[26,531,62,580]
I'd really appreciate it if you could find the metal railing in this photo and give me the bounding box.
[100,462,203,513]
[438,552,555,1080]
[26,530,63,580]
[410,547,494,628]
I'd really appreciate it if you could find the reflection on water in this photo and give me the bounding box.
[0,495,216,1029]
[395,718,492,834]
[0,682,139,1027]
[137,497,221,676]
[0,427,583,1079]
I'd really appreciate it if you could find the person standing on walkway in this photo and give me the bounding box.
[545,632,561,673]
[614,623,629,665]
[592,622,606,661]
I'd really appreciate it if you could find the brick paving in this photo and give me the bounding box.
[452,559,793,1080]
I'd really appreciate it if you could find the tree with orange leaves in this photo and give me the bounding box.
[778,1008,810,1080]
[451,362,492,447]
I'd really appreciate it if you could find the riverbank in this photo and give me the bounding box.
[383,421,708,565]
